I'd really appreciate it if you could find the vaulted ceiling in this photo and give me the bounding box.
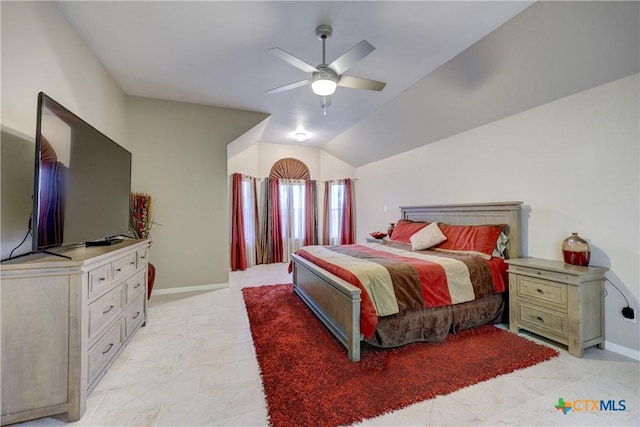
[55,1,535,164]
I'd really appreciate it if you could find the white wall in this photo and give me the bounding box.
[227,143,259,177]
[0,1,128,259]
[228,142,356,181]
[127,97,268,290]
[356,74,640,354]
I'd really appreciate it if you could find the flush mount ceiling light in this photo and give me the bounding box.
[294,132,307,142]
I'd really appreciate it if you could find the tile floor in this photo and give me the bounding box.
[15,263,640,426]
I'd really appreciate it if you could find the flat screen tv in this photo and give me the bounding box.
[32,92,132,252]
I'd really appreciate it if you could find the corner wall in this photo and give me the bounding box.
[127,97,268,290]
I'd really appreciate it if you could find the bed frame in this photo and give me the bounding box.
[291,201,523,362]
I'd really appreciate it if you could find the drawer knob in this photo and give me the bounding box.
[102,343,114,355]
[133,283,141,289]
[537,316,545,323]
[129,261,135,265]
[132,312,141,320]
[103,305,115,315]
[99,277,106,282]
[115,268,122,273]
[536,289,544,294]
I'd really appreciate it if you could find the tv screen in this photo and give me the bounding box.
[33,92,132,251]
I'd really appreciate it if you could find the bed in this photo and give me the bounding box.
[290,201,523,362]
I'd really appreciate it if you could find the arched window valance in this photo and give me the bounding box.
[269,158,310,180]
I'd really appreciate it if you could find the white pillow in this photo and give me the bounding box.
[410,222,447,251]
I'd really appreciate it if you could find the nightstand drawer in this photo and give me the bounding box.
[518,302,568,338]
[517,276,567,308]
[508,264,570,282]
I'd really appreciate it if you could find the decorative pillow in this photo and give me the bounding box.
[434,223,507,257]
[492,230,509,258]
[389,219,428,244]
[410,222,447,251]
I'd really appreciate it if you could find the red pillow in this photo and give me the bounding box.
[435,223,506,256]
[390,219,429,244]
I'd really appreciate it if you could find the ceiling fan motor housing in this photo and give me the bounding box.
[315,24,332,40]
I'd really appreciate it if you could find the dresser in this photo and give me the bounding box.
[1,240,149,425]
[505,257,607,357]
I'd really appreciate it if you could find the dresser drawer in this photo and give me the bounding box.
[88,264,112,301]
[112,253,137,284]
[136,248,148,270]
[125,295,145,337]
[125,270,146,304]
[88,285,123,341]
[517,276,567,308]
[87,319,124,386]
[518,301,568,338]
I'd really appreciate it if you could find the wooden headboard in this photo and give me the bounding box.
[400,202,523,259]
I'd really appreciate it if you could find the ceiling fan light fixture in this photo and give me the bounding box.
[311,77,337,96]
[311,67,338,96]
[294,132,307,142]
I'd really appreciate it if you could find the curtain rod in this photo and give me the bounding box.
[229,173,356,183]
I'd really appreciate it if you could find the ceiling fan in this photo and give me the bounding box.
[266,25,386,111]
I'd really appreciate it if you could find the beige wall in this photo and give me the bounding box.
[0,1,128,259]
[356,74,640,355]
[127,97,268,290]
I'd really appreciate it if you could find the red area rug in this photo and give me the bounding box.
[242,284,558,427]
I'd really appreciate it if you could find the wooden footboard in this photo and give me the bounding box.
[291,254,362,362]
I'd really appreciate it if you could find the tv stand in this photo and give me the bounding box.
[1,240,150,425]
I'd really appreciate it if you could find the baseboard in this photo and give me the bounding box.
[152,283,229,296]
[605,340,640,361]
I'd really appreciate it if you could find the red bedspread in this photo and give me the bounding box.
[293,243,507,339]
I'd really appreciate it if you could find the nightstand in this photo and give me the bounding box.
[505,257,608,357]
[365,237,387,243]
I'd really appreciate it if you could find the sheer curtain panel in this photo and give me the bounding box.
[323,179,356,245]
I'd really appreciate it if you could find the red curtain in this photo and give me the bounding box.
[304,180,318,246]
[230,173,247,271]
[269,178,283,263]
[339,179,355,245]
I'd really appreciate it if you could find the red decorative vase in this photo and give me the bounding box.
[562,233,590,266]
[147,263,156,299]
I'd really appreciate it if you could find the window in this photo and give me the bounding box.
[328,182,345,243]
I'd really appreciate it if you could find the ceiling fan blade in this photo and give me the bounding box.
[328,40,375,75]
[268,48,318,74]
[337,75,386,91]
[265,79,311,94]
